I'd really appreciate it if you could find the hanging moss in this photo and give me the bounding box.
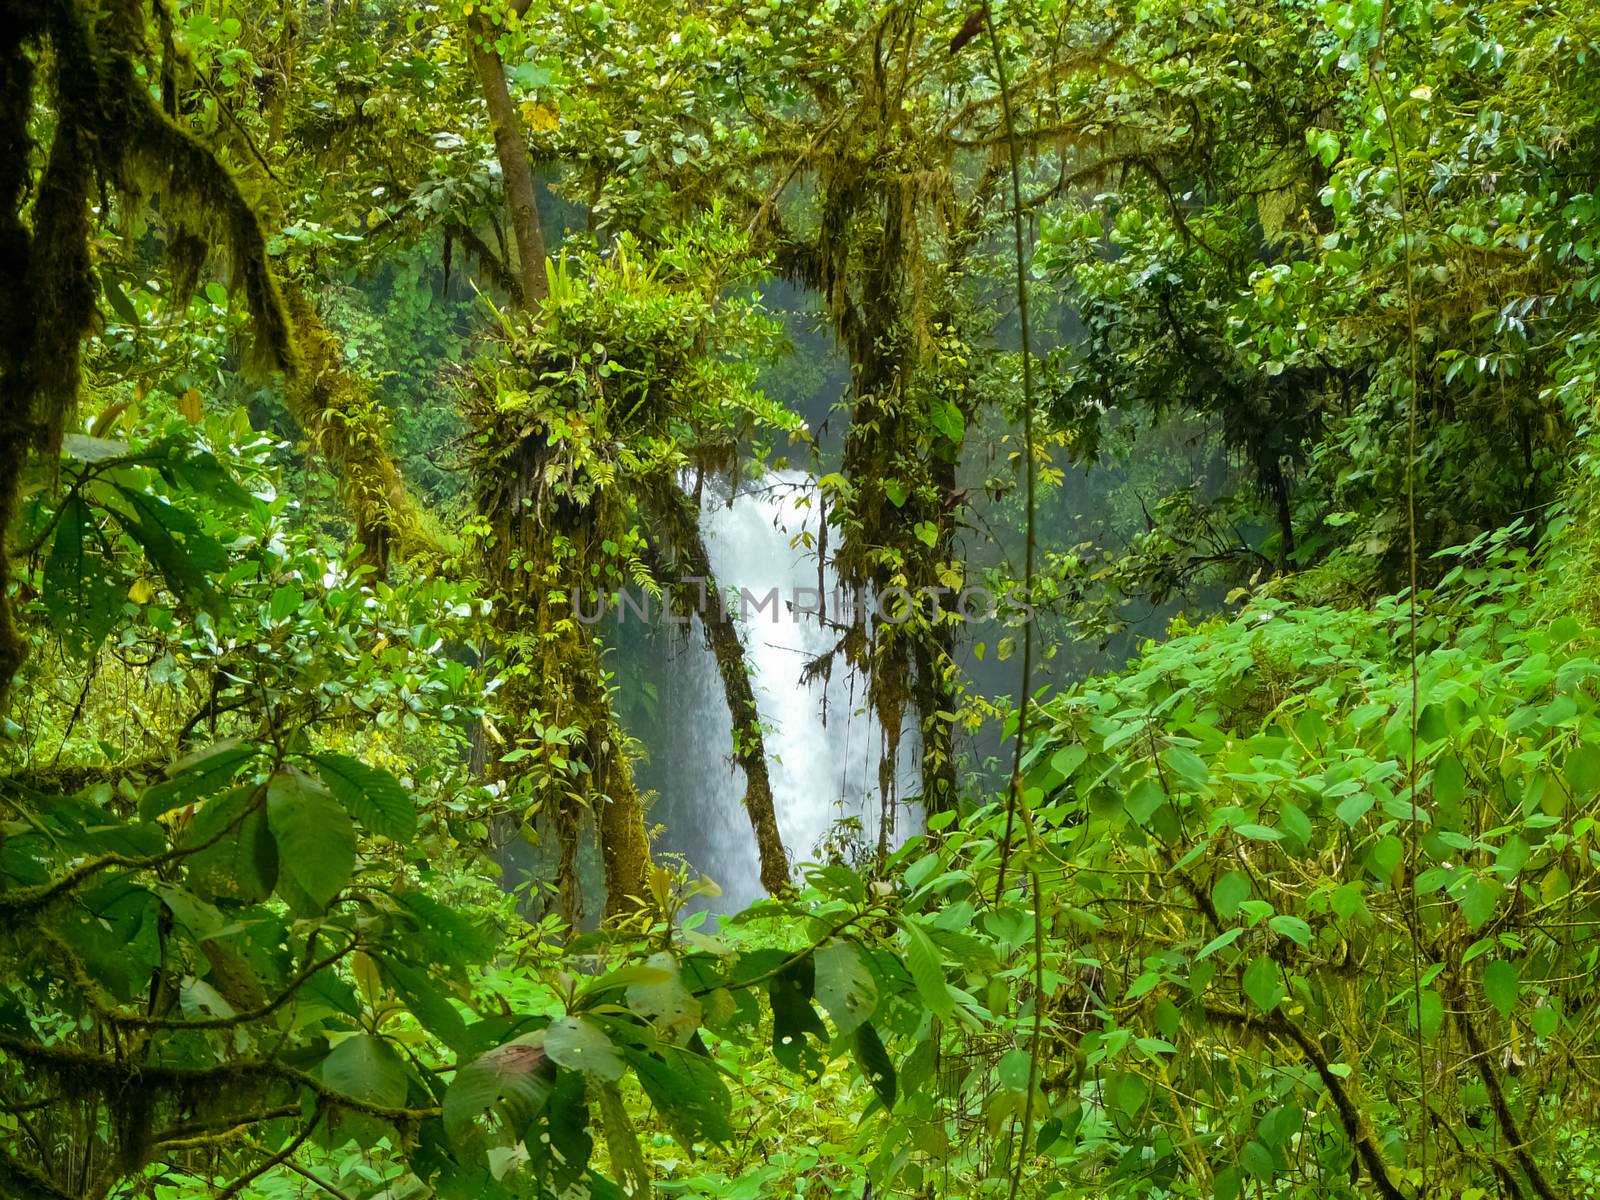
[0,0,302,707]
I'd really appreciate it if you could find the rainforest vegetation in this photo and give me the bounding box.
[4,0,1600,1197]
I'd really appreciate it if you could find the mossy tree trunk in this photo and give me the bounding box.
[466,0,548,310]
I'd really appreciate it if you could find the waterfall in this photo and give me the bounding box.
[632,470,920,912]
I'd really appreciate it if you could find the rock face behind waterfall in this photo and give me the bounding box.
[623,470,920,912]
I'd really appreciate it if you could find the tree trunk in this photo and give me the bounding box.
[1270,457,1296,571]
[466,7,548,309]
[642,480,791,894]
[571,639,652,918]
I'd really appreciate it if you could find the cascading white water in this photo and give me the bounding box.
[637,470,919,911]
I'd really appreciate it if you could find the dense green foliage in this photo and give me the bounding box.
[5,0,1600,1198]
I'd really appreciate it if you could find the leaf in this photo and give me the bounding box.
[625,952,702,1044]
[43,496,123,657]
[1107,1072,1148,1121]
[382,956,469,1051]
[1278,802,1312,846]
[1566,743,1600,796]
[62,435,129,463]
[102,277,141,326]
[927,396,965,442]
[393,890,497,969]
[1212,871,1250,920]
[1267,915,1311,946]
[525,1068,592,1188]
[141,740,258,821]
[1458,873,1502,931]
[112,485,227,572]
[1417,987,1444,1041]
[1482,959,1519,1020]
[903,921,954,1019]
[852,1021,896,1110]
[1335,792,1374,826]
[624,1046,733,1147]
[1234,823,1283,842]
[1531,1001,1560,1037]
[1163,746,1210,789]
[1050,744,1088,781]
[266,769,355,914]
[1368,834,1404,880]
[323,1034,408,1108]
[444,1035,554,1151]
[545,1016,625,1082]
[105,495,217,608]
[1197,927,1243,961]
[311,753,418,840]
[184,787,277,904]
[998,1048,1031,1092]
[767,958,829,1076]
[814,938,878,1035]
[1243,955,1284,1013]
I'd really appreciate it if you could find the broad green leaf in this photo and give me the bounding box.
[311,753,417,840]
[1243,955,1284,1013]
[1531,1001,1560,1037]
[266,770,355,914]
[1050,743,1088,780]
[852,1020,897,1111]
[998,1048,1031,1092]
[444,1034,553,1151]
[1458,873,1502,931]
[382,956,469,1051]
[183,786,277,904]
[927,396,965,442]
[624,1045,733,1147]
[1267,915,1311,946]
[393,890,497,968]
[626,952,701,1044]
[1107,1072,1147,1121]
[1335,792,1374,827]
[1482,959,1519,1020]
[1212,871,1251,920]
[545,1016,625,1081]
[902,921,954,1019]
[323,1033,408,1108]
[1565,743,1600,796]
[767,959,829,1077]
[1417,987,1444,1041]
[1163,746,1209,789]
[43,496,124,657]
[1368,835,1404,880]
[814,938,877,1035]
[1234,823,1282,842]
[1197,927,1243,960]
